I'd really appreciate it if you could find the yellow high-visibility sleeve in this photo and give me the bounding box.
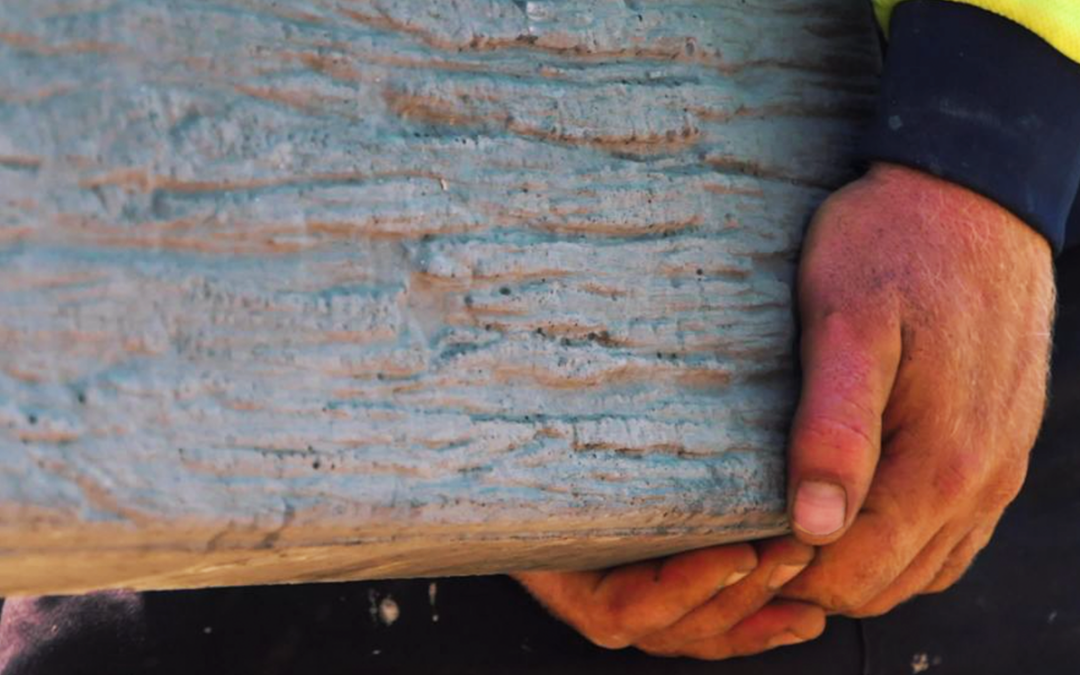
[873,0,1080,64]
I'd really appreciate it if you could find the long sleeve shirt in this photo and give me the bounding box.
[862,0,1080,253]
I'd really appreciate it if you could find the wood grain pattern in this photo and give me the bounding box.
[0,0,878,595]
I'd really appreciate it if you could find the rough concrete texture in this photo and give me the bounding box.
[0,0,878,594]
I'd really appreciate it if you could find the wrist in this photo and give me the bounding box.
[862,162,1053,266]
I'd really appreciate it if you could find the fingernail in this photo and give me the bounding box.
[793,481,846,536]
[766,631,806,649]
[767,563,808,591]
[720,569,752,588]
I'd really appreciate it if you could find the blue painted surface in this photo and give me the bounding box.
[0,0,877,591]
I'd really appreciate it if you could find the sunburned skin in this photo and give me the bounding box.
[516,162,1056,658]
[781,162,1053,616]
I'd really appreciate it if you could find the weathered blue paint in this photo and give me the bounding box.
[0,0,877,593]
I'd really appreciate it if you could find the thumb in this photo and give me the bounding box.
[788,313,900,545]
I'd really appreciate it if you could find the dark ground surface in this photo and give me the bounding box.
[2,250,1078,675]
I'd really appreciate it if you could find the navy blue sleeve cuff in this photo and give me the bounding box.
[860,0,1080,254]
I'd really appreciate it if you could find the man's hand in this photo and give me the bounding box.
[513,537,824,659]
[781,162,1055,616]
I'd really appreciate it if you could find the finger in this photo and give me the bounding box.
[513,568,628,647]
[516,543,757,648]
[924,523,995,594]
[777,425,963,609]
[658,601,826,660]
[592,545,759,645]
[634,537,814,652]
[788,309,901,544]
[846,523,967,617]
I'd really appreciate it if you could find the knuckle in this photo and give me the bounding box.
[590,598,643,649]
[567,601,640,650]
[924,560,971,595]
[794,577,876,614]
[844,577,921,618]
[985,483,1021,512]
[931,448,982,503]
[925,531,989,595]
[814,555,902,613]
[823,585,877,614]
[988,458,1030,508]
[796,415,875,455]
[581,622,632,650]
[923,575,958,595]
[792,415,876,482]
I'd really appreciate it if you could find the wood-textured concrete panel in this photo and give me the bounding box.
[0,0,878,594]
